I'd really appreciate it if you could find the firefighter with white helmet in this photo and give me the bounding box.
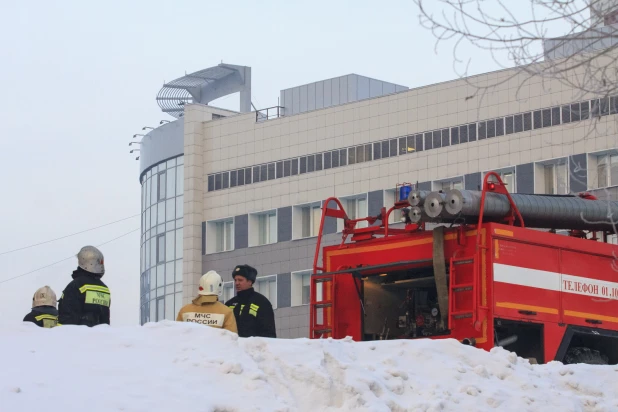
[58,246,111,327]
[23,286,59,328]
[176,270,238,333]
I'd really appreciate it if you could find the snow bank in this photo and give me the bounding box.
[2,322,617,412]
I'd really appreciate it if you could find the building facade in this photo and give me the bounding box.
[138,57,618,337]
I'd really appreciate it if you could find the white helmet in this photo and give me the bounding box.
[198,270,223,296]
[32,286,57,308]
[77,246,105,275]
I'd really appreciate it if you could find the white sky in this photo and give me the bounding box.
[0,1,574,326]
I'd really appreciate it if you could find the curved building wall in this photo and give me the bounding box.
[138,120,185,325]
[139,120,184,179]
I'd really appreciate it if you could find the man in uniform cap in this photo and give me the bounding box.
[176,270,238,333]
[23,286,59,328]
[224,264,276,338]
[58,245,111,327]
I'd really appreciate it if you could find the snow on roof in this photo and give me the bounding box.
[2,322,617,411]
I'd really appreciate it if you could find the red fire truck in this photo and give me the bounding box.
[309,172,618,365]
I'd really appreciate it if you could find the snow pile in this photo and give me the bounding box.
[2,322,617,412]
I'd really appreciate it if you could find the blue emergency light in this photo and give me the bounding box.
[399,185,412,202]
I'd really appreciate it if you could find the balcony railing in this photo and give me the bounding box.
[256,106,284,122]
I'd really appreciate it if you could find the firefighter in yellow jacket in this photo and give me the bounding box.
[176,270,238,333]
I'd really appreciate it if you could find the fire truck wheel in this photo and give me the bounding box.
[564,347,609,365]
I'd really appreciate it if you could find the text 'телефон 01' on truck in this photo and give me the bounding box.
[309,172,618,365]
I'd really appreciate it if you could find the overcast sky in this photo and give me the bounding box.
[0,1,574,326]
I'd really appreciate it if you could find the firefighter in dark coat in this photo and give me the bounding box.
[58,246,111,327]
[23,286,59,328]
[225,265,276,338]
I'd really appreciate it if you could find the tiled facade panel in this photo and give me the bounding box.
[276,305,310,339]
[276,272,291,308]
[570,154,588,193]
[515,163,534,193]
[368,190,383,215]
[464,173,481,190]
[277,206,292,242]
[418,182,431,191]
[234,214,248,250]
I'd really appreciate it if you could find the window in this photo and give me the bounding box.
[221,281,234,303]
[424,132,433,150]
[487,120,495,138]
[459,125,468,143]
[505,116,514,134]
[267,163,276,180]
[488,170,515,192]
[523,113,532,131]
[337,195,368,231]
[156,235,165,263]
[435,180,463,191]
[303,204,321,238]
[249,210,277,247]
[348,147,356,165]
[293,202,322,239]
[157,172,166,201]
[383,189,401,224]
[254,276,277,308]
[432,130,441,148]
[157,297,164,322]
[597,154,618,188]
[356,145,365,163]
[324,152,332,169]
[291,270,311,306]
[533,111,542,129]
[495,118,504,136]
[543,163,568,194]
[214,219,234,252]
[450,128,459,145]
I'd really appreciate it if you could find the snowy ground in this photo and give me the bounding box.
[2,322,617,412]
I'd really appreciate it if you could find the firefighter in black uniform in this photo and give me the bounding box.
[23,286,59,328]
[225,265,276,338]
[58,246,111,327]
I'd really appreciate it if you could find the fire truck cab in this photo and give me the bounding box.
[309,173,618,365]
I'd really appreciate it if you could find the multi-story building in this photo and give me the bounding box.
[138,37,618,337]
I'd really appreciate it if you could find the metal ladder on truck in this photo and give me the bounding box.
[309,274,335,339]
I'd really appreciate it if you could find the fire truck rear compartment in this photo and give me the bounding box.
[361,266,448,341]
[494,319,544,364]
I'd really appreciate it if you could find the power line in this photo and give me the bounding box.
[0,227,140,285]
[0,214,140,256]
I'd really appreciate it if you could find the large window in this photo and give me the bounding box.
[337,195,368,231]
[254,276,277,308]
[139,155,184,325]
[215,220,234,252]
[221,281,234,303]
[291,270,311,306]
[293,202,322,239]
[249,210,277,247]
[434,179,463,191]
[597,154,618,188]
[206,218,234,254]
[543,163,568,194]
[487,169,516,192]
